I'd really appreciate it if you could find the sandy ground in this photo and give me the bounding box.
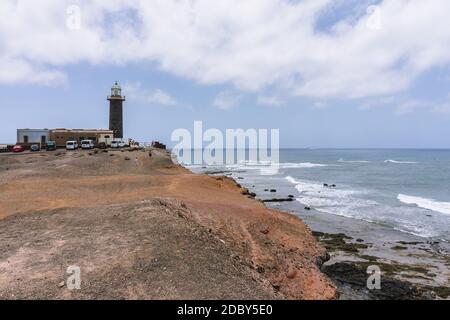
[0,149,336,300]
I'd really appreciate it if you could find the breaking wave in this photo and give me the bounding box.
[278,162,329,169]
[338,158,371,163]
[228,161,329,170]
[398,194,450,215]
[284,176,440,238]
[384,160,417,164]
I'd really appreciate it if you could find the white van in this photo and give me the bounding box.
[111,139,124,149]
[81,140,94,150]
[66,141,79,150]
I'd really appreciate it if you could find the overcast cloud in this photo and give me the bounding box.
[1,0,450,100]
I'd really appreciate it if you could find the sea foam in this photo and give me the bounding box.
[230,162,329,170]
[398,194,450,215]
[284,176,438,238]
[279,162,328,169]
[338,158,371,163]
[384,160,417,164]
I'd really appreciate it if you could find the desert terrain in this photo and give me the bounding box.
[0,148,336,300]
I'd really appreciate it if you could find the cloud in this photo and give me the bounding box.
[433,94,450,115]
[0,57,67,86]
[123,82,178,106]
[147,89,178,106]
[257,95,284,107]
[393,100,429,115]
[212,90,242,110]
[358,96,432,115]
[1,0,450,100]
[434,103,450,114]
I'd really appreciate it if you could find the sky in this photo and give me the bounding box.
[1,0,450,148]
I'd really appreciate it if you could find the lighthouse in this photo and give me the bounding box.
[108,81,126,139]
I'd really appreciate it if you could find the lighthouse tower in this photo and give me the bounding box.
[108,81,126,139]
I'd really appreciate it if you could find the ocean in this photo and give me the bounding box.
[186,149,450,246]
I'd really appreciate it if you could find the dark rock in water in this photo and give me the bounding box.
[270,189,277,193]
[205,170,229,175]
[288,195,295,198]
[237,177,244,180]
[312,232,369,253]
[356,239,364,243]
[304,206,312,211]
[312,231,325,237]
[322,261,450,300]
[323,183,329,187]
[391,245,408,251]
[264,189,269,192]
[397,241,424,246]
[241,188,256,198]
[322,262,430,300]
[263,198,295,203]
[331,184,337,188]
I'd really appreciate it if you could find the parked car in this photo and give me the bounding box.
[30,144,40,152]
[46,141,57,151]
[12,145,25,153]
[66,141,78,150]
[111,140,125,149]
[97,142,107,149]
[81,140,94,150]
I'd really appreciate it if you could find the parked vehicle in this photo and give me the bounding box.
[46,141,57,151]
[66,141,78,150]
[111,139,123,149]
[30,144,40,152]
[12,145,25,153]
[97,142,107,149]
[81,140,95,150]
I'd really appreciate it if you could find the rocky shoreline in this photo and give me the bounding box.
[313,231,450,300]
[198,170,450,300]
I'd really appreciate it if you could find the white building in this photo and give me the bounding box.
[17,129,50,145]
